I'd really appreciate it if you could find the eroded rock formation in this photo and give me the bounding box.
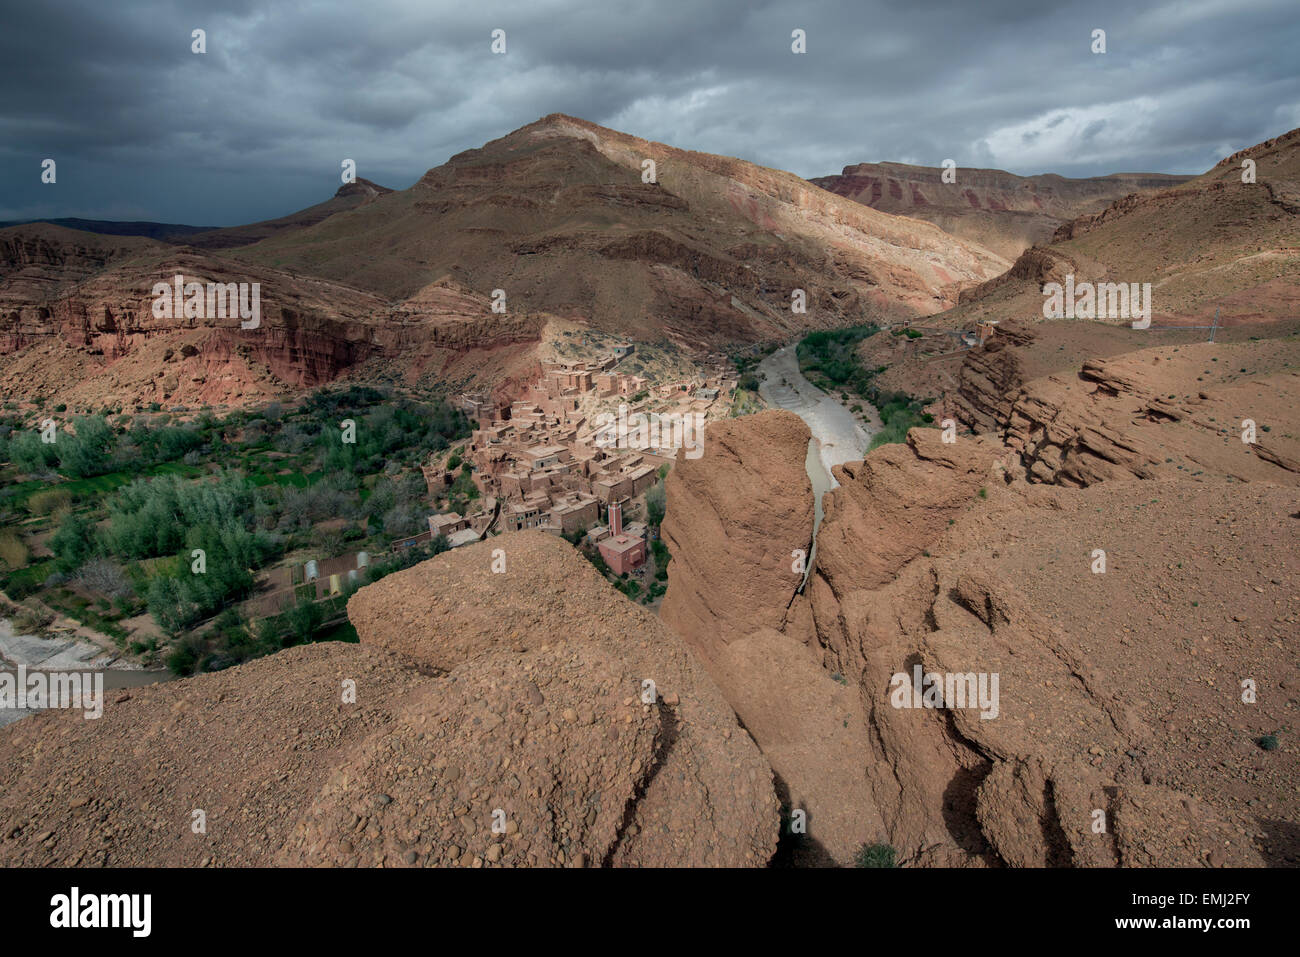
[813,161,1190,261]
[953,332,1300,488]
[0,236,545,408]
[660,409,813,648]
[659,413,1298,867]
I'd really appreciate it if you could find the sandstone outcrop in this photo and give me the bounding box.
[657,410,878,865]
[810,429,997,602]
[660,409,813,649]
[0,532,778,867]
[0,235,546,409]
[341,531,780,867]
[948,321,1035,430]
[954,333,1300,488]
[703,626,883,866]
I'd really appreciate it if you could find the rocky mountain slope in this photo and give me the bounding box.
[0,224,160,305]
[226,114,1008,349]
[0,532,777,867]
[932,128,1300,331]
[812,162,1189,260]
[0,218,217,242]
[952,325,1300,486]
[0,179,392,248]
[183,178,394,250]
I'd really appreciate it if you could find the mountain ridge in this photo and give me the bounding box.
[811,160,1194,259]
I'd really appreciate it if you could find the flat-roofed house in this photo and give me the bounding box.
[504,492,551,532]
[429,512,468,538]
[545,491,599,535]
[523,444,570,470]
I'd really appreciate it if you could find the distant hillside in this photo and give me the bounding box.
[183,178,394,250]
[811,162,1191,259]
[0,218,215,241]
[0,178,394,251]
[926,127,1300,329]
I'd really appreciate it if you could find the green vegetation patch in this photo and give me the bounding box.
[854,843,897,868]
[794,326,934,450]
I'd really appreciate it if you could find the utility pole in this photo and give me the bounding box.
[1209,307,1220,343]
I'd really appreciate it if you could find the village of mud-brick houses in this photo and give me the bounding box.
[416,343,738,573]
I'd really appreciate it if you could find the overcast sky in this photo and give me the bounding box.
[1,0,1296,225]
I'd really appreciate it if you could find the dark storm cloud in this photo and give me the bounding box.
[1,0,1295,224]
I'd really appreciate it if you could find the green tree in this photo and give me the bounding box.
[61,415,115,478]
[146,575,199,636]
[50,510,98,572]
[8,430,59,474]
[645,481,666,528]
[284,594,325,645]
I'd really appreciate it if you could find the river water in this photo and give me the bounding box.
[0,619,172,727]
[757,344,873,588]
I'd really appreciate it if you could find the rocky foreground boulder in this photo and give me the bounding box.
[0,532,778,867]
[338,532,779,867]
[660,408,883,865]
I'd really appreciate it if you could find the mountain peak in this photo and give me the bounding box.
[334,177,393,199]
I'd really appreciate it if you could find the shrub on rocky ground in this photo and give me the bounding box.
[854,843,897,868]
[0,530,28,569]
[11,602,55,636]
